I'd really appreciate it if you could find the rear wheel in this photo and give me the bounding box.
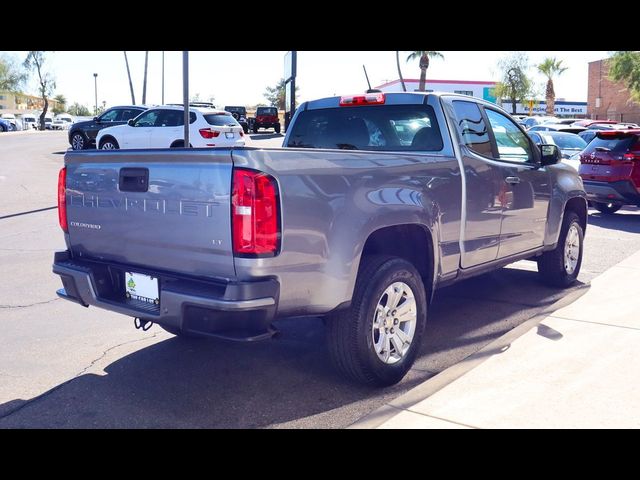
[593,202,622,214]
[326,255,427,387]
[71,132,86,150]
[537,211,584,288]
[274,124,281,134]
[99,137,119,150]
[253,126,259,134]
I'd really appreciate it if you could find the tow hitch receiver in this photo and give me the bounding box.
[134,317,154,331]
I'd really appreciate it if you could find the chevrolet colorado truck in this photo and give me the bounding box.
[53,92,587,386]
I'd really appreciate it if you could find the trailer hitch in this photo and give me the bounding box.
[134,317,154,331]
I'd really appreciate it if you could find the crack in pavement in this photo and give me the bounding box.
[0,298,60,309]
[0,333,160,422]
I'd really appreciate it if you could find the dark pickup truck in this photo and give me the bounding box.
[53,92,587,386]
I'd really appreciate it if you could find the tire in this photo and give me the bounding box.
[170,141,184,148]
[326,255,427,387]
[274,124,281,134]
[99,137,119,150]
[243,126,248,134]
[593,202,622,215]
[537,211,584,288]
[253,126,259,134]
[70,132,86,150]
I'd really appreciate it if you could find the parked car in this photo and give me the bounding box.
[253,106,281,133]
[523,116,556,129]
[52,114,74,130]
[546,118,583,125]
[578,129,640,214]
[0,118,12,132]
[578,129,598,145]
[96,106,245,149]
[528,124,586,134]
[68,105,148,150]
[223,106,249,133]
[572,119,618,128]
[19,114,38,130]
[53,91,587,387]
[528,131,588,170]
[43,116,54,130]
[0,113,22,131]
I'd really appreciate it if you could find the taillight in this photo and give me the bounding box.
[238,130,244,137]
[232,168,279,256]
[199,128,220,139]
[58,167,68,232]
[339,92,385,106]
[623,153,640,161]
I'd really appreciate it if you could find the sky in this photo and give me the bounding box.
[4,51,610,110]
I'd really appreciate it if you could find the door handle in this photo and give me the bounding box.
[505,176,521,185]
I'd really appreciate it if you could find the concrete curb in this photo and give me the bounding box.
[349,283,591,429]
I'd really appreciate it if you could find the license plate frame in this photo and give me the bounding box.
[225,132,234,139]
[125,271,160,305]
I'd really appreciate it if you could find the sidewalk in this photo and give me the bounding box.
[352,250,640,429]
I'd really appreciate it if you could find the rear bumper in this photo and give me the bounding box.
[52,251,279,341]
[582,180,640,206]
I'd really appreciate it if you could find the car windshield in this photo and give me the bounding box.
[204,114,239,127]
[286,104,443,151]
[544,133,587,150]
[257,108,277,116]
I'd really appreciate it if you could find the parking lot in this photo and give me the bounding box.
[1,130,640,428]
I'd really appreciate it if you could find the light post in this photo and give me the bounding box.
[93,73,98,116]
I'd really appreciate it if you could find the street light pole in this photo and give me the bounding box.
[162,51,165,105]
[183,51,189,148]
[93,73,98,116]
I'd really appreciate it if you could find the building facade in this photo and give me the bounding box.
[588,58,640,123]
[375,79,498,102]
[0,91,59,113]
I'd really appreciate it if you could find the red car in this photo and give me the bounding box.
[253,106,281,134]
[578,129,640,213]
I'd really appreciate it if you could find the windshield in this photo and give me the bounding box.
[204,114,239,127]
[543,133,587,150]
[286,104,443,151]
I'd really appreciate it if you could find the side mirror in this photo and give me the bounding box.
[540,144,561,166]
[93,116,99,122]
[127,119,135,126]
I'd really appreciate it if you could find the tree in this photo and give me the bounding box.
[123,51,136,104]
[24,51,55,130]
[493,52,534,115]
[0,54,26,92]
[68,103,91,116]
[537,57,568,115]
[263,78,299,110]
[396,51,406,92]
[608,51,640,104]
[52,94,67,114]
[406,51,444,92]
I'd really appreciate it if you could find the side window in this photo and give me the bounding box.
[133,110,160,127]
[484,109,533,163]
[157,110,183,127]
[451,100,492,156]
[121,109,142,121]
[100,109,120,122]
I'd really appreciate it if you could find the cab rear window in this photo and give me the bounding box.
[286,105,443,151]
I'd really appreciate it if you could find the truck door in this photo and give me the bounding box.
[482,107,550,257]
[448,99,504,268]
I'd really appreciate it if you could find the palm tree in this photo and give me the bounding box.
[123,52,136,104]
[537,57,568,116]
[406,51,444,92]
[396,51,406,92]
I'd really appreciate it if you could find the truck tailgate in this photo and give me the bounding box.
[64,149,235,280]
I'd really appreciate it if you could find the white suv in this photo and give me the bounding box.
[96,106,245,150]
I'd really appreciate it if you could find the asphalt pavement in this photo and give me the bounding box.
[1,130,638,428]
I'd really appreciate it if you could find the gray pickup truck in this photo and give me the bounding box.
[53,92,587,386]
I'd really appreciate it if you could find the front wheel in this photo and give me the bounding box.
[99,137,119,150]
[70,132,86,150]
[593,202,622,214]
[537,211,584,288]
[326,255,427,387]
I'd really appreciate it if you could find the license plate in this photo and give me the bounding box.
[225,132,234,139]
[125,272,159,305]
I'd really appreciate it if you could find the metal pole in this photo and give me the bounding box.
[183,51,189,148]
[93,73,98,116]
[142,51,149,105]
[162,51,165,105]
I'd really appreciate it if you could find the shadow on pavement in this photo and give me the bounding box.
[0,264,583,428]
[249,133,284,141]
[587,209,640,234]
